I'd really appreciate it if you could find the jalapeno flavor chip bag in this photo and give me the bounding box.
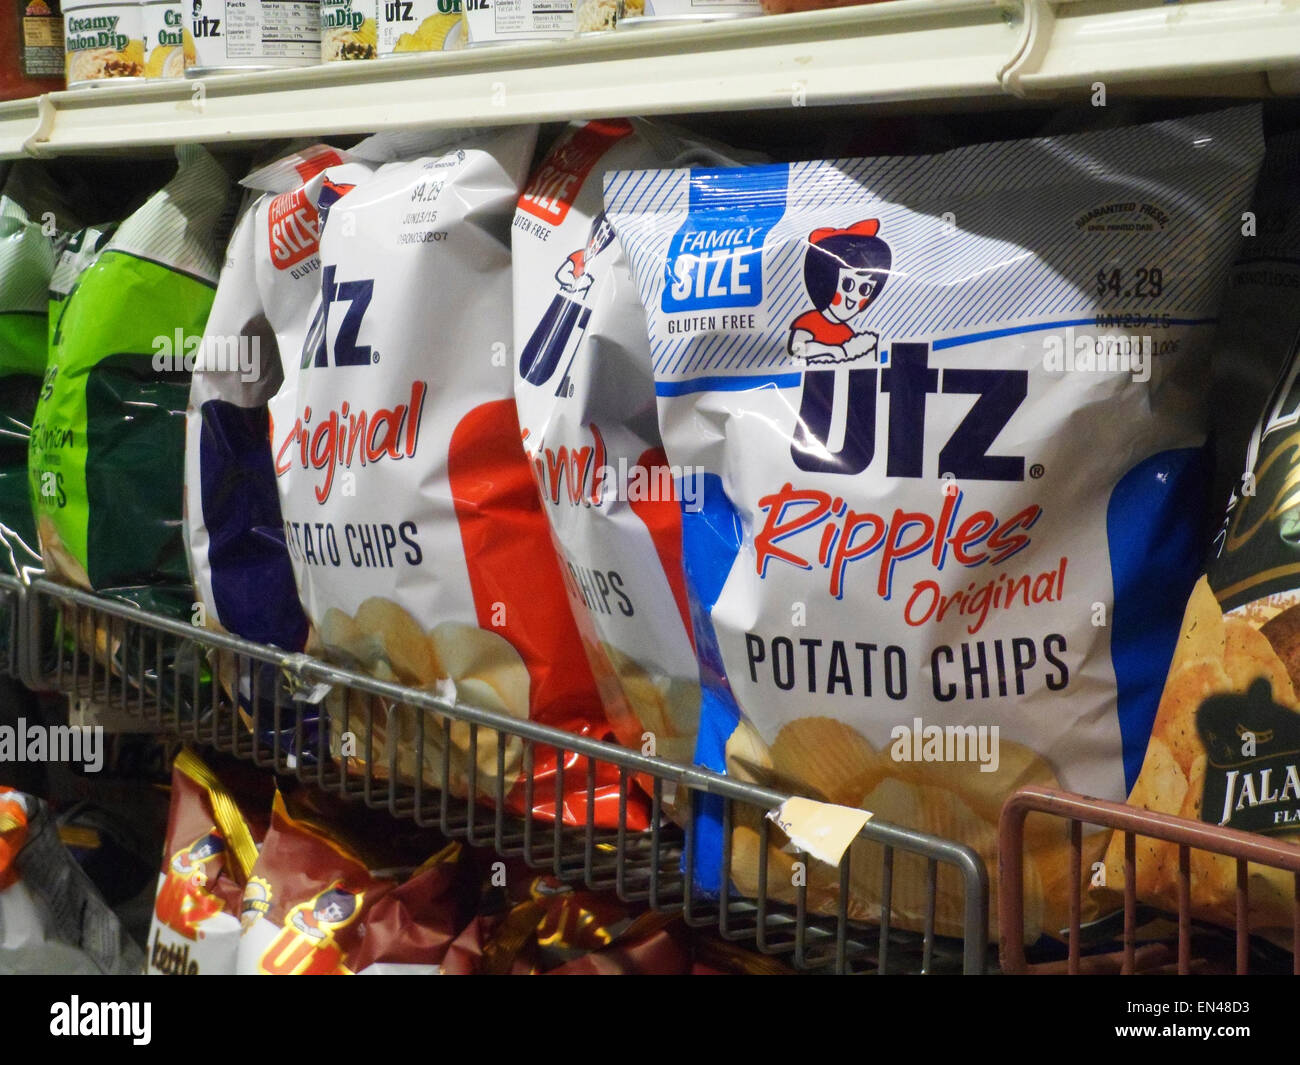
[280,127,639,827]
[31,145,232,614]
[512,119,757,771]
[606,105,1264,939]
[1102,332,1300,936]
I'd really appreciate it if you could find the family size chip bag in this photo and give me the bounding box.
[31,145,232,615]
[278,126,639,827]
[513,119,757,772]
[235,790,464,975]
[187,143,375,652]
[146,748,272,975]
[607,105,1265,940]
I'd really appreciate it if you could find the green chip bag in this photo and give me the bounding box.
[30,145,232,615]
[0,191,56,579]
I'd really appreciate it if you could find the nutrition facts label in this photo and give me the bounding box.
[224,0,319,58]
[490,0,572,35]
[22,8,64,76]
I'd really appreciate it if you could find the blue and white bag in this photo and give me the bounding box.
[606,105,1265,939]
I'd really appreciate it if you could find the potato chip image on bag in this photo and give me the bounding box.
[607,106,1265,940]
[277,126,643,828]
[1103,324,1300,942]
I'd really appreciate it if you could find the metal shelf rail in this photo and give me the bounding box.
[1000,785,1300,974]
[19,576,988,974]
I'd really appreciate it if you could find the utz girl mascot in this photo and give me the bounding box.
[788,219,892,475]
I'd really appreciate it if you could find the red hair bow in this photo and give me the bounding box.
[809,219,879,245]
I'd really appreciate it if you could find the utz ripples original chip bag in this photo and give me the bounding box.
[606,106,1265,940]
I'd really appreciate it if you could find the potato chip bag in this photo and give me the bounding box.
[30,145,232,616]
[234,790,464,975]
[606,106,1265,939]
[146,748,272,975]
[512,119,759,772]
[277,127,641,827]
[1104,322,1300,938]
[0,172,63,580]
[186,144,375,652]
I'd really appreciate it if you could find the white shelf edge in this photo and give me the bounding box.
[2,0,1297,159]
[25,0,1022,155]
[1011,0,1300,93]
[0,98,41,161]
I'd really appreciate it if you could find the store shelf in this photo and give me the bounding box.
[0,98,42,161]
[0,0,1296,160]
[1005,0,1300,96]
[16,576,990,974]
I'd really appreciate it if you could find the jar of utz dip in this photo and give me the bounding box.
[187,0,320,76]
[378,0,464,55]
[141,0,190,77]
[321,0,378,60]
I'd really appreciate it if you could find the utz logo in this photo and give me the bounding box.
[788,219,1027,481]
[518,211,617,392]
[152,830,226,939]
[753,220,1043,604]
[258,883,362,975]
[191,0,221,37]
[300,179,366,371]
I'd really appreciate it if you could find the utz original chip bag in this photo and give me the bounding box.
[31,145,232,615]
[1103,323,1300,941]
[186,143,376,652]
[235,790,464,975]
[606,105,1265,939]
[512,119,758,771]
[278,127,639,827]
[146,748,272,975]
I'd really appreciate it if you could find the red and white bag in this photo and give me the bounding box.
[277,126,638,826]
[186,143,376,652]
[512,119,756,769]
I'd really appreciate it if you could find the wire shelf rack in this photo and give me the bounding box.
[18,576,990,974]
[1000,785,1300,975]
[0,574,24,678]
